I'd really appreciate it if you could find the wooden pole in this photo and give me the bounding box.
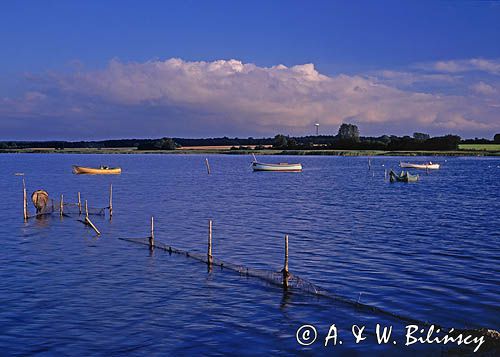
[82,199,100,235]
[60,194,64,217]
[207,219,213,264]
[85,216,101,235]
[283,234,289,289]
[109,184,113,218]
[205,158,211,175]
[149,216,154,249]
[78,192,82,215]
[22,178,27,220]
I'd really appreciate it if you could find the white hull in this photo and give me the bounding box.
[252,162,302,172]
[400,162,440,170]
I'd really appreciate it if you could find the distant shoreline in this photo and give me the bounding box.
[1,147,499,156]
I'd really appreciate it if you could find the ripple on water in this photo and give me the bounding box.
[0,154,498,354]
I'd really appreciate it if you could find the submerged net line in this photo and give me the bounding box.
[119,236,500,350]
[119,238,438,326]
[28,201,107,218]
[63,202,107,216]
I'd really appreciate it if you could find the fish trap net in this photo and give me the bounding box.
[62,203,106,216]
[120,237,321,295]
[29,190,107,217]
[118,235,500,353]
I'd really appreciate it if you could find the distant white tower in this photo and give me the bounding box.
[315,123,320,136]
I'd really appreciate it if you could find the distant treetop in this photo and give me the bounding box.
[413,132,430,140]
[337,123,360,142]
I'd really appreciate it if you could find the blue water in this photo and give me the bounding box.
[0,154,498,355]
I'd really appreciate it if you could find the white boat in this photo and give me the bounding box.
[399,162,440,170]
[252,162,303,172]
[251,155,302,172]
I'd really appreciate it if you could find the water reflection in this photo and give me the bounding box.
[0,154,498,355]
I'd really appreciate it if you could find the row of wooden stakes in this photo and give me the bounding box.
[21,178,292,288]
[22,178,113,236]
[147,217,291,289]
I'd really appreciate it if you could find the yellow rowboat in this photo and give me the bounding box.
[72,165,122,175]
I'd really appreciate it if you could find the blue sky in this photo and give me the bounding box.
[1,0,499,140]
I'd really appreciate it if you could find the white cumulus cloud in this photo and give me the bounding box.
[470,81,497,95]
[419,58,500,75]
[1,58,499,138]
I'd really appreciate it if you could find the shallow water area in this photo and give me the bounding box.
[0,154,498,355]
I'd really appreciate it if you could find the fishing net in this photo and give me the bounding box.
[31,190,49,213]
[21,181,499,352]
[28,190,107,218]
[62,203,106,216]
[119,235,500,353]
[121,237,321,294]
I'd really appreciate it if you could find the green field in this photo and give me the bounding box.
[459,144,500,151]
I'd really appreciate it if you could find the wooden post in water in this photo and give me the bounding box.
[207,219,213,265]
[60,194,64,217]
[205,158,211,175]
[109,184,113,219]
[149,216,154,249]
[83,199,100,235]
[283,234,289,289]
[77,192,82,215]
[85,216,101,235]
[22,178,27,220]
[384,169,387,181]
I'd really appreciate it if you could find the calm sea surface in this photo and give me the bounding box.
[0,154,498,356]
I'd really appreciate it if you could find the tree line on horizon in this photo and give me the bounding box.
[0,124,499,151]
[267,124,465,151]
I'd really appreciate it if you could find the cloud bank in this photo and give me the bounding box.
[419,58,500,75]
[1,58,499,139]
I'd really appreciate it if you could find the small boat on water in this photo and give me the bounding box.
[251,155,302,172]
[389,170,419,183]
[400,161,440,170]
[72,165,122,175]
